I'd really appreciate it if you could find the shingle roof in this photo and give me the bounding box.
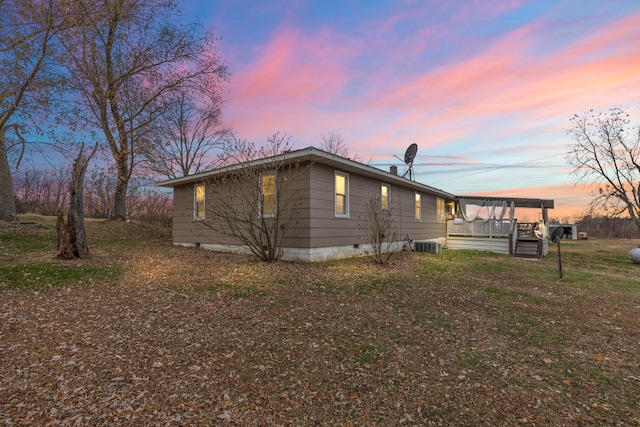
[156,146,456,199]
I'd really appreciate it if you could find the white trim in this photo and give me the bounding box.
[260,172,276,218]
[436,197,445,223]
[335,171,349,218]
[194,183,206,221]
[381,183,391,210]
[414,192,421,222]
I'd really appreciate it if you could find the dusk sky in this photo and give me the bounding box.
[184,1,640,219]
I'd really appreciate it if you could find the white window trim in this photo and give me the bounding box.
[335,171,349,218]
[194,183,205,221]
[381,183,391,210]
[437,197,445,223]
[415,192,421,222]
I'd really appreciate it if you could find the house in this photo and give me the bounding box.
[158,146,457,261]
[157,146,554,261]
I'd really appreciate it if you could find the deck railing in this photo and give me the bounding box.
[447,219,514,238]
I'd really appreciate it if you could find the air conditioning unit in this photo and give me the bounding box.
[414,241,441,254]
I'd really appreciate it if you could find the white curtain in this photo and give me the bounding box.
[460,199,509,222]
[460,199,483,222]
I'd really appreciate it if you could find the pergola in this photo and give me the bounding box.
[456,196,554,223]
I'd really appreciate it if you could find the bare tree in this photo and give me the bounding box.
[567,106,640,228]
[14,166,69,215]
[59,0,228,220]
[319,132,361,161]
[201,133,306,262]
[84,166,116,218]
[359,196,398,264]
[144,91,228,179]
[0,0,67,222]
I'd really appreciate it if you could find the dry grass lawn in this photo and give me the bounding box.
[1,216,640,426]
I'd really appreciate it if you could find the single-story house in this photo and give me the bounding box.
[157,146,553,261]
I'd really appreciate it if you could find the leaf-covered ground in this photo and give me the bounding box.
[1,217,640,426]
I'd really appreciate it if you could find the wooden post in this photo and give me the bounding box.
[557,240,563,279]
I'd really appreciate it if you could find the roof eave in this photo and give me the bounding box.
[156,146,456,199]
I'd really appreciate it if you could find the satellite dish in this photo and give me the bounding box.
[551,226,564,244]
[397,143,417,181]
[404,143,418,164]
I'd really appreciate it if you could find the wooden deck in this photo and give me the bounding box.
[446,220,548,258]
[446,236,511,254]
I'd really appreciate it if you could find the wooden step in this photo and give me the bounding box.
[514,238,542,258]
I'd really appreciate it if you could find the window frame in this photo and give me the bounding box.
[194,183,206,220]
[335,171,349,218]
[260,172,276,217]
[437,197,445,223]
[380,183,391,210]
[414,192,421,222]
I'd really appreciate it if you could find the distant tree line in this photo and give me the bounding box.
[13,164,172,226]
[550,210,640,240]
[575,216,640,240]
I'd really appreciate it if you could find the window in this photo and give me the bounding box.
[447,201,456,218]
[261,173,276,216]
[194,183,205,220]
[381,184,390,210]
[414,192,421,221]
[335,172,349,217]
[437,198,445,223]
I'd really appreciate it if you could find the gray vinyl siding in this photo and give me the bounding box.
[305,164,447,248]
[170,160,450,251]
[172,167,314,247]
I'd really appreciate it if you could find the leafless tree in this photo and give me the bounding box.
[201,133,306,262]
[14,166,69,215]
[0,0,67,222]
[143,92,229,179]
[359,196,398,264]
[84,166,116,218]
[59,0,228,220]
[127,188,173,226]
[567,106,640,228]
[319,131,361,161]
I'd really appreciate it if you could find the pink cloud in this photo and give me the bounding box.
[219,5,640,216]
[226,24,355,140]
[367,13,640,150]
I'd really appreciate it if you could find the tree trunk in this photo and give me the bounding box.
[69,143,97,254]
[0,131,18,222]
[57,143,98,258]
[111,155,129,220]
[57,209,79,259]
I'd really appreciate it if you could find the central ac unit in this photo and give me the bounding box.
[414,241,441,254]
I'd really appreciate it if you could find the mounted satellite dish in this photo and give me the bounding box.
[550,226,564,244]
[404,143,417,164]
[402,143,417,181]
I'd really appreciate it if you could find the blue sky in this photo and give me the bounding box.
[183,0,640,218]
